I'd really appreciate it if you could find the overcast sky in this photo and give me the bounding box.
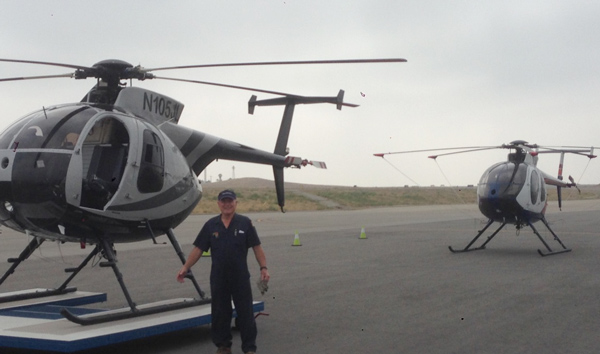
[2,1,600,189]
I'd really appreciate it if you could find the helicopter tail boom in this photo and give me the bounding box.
[160,123,288,172]
[160,122,324,211]
[542,172,572,188]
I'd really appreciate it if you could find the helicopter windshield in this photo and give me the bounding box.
[0,106,96,150]
[478,162,528,199]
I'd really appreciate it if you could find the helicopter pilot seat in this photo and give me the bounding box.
[81,144,127,209]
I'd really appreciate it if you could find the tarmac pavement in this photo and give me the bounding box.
[1,200,600,353]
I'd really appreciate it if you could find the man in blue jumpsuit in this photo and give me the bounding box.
[177,189,270,354]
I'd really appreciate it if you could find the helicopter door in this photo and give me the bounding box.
[80,117,129,209]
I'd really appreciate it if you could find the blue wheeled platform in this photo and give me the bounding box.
[0,289,264,353]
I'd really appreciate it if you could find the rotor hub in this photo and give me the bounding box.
[75,59,152,83]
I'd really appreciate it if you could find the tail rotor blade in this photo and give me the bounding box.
[569,175,581,193]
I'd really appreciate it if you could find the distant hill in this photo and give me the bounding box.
[201,177,348,190]
[193,178,600,214]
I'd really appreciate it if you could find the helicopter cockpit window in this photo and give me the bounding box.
[478,162,528,198]
[0,113,35,149]
[7,106,95,150]
[137,130,164,193]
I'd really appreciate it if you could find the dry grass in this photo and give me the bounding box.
[192,178,600,214]
[193,188,322,214]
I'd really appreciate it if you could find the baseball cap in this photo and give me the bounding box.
[218,189,237,201]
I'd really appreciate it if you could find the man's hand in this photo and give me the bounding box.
[260,267,270,282]
[257,267,270,295]
[176,266,189,283]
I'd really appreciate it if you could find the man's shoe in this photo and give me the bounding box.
[216,347,232,354]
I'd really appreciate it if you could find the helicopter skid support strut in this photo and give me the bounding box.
[61,229,210,325]
[0,236,82,303]
[0,236,46,287]
[530,218,571,257]
[449,218,571,256]
[448,219,506,253]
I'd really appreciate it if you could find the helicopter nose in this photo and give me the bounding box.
[8,151,70,230]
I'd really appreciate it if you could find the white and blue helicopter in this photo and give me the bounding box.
[375,140,596,257]
[0,57,406,324]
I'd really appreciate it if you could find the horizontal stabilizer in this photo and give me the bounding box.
[248,89,358,115]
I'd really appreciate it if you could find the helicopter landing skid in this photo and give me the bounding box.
[60,229,209,325]
[448,219,506,253]
[60,297,211,325]
[529,218,572,257]
[0,287,77,303]
[449,218,571,256]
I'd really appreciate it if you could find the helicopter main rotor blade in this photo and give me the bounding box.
[535,149,597,158]
[374,146,499,158]
[155,76,297,96]
[146,58,407,72]
[535,145,597,158]
[0,58,91,71]
[425,146,503,159]
[0,73,74,82]
[154,76,359,107]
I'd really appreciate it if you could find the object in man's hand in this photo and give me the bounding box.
[256,279,269,295]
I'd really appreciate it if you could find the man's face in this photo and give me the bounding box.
[218,198,237,215]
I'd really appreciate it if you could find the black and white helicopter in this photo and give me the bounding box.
[375,140,596,256]
[0,57,405,324]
